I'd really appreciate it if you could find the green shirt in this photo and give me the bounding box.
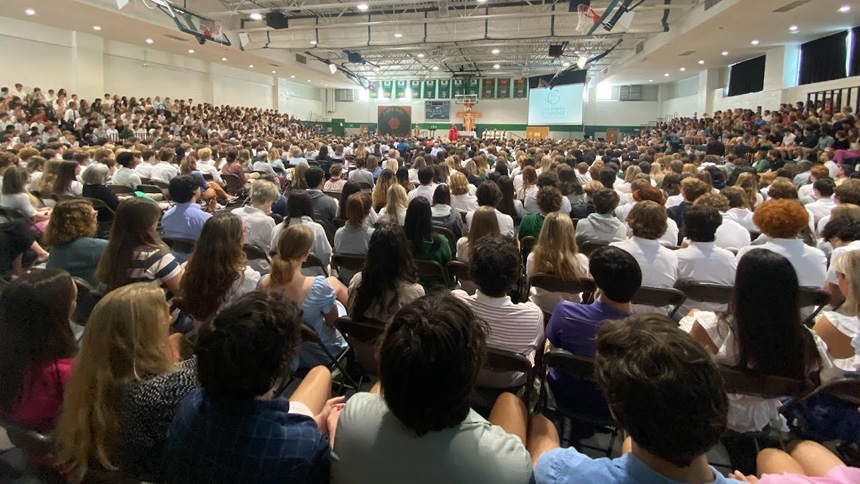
[415,234,452,291]
[518,213,545,240]
[754,158,771,173]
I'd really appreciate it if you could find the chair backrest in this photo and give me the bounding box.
[674,281,734,305]
[511,215,522,227]
[332,253,366,273]
[631,286,687,318]
[270,213,284,225]
[324,191,342,202]
[484,347,532,374]
[162,236,197,255]
[302,253,329,277]
[201,173,213,181]
[798,288,830,325]
[718,365,813,399]
[220,173,244,192]
[0,416,55,458]
[334,316,386,343]
[431,226,457,256]
[520,236,537,256]
[415,259,448,284]
[136,184,163,195]
[242,244,270,263]
[446,260,471,281]
[578,240,609,257]
[108,185,134,195]
[51,193,78,203]
[333,218,347,230]
[529,273,597,295]
[72,277,102,325]
[543,348,597,381]
[150,179,170,189]
[358,181,373,191]
[84,197,115,214]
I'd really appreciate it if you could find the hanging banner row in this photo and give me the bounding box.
[368,78,528,100]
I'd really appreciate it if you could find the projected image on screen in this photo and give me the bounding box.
[527,84,584,125]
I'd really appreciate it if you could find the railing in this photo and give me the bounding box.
[806,85,860,114]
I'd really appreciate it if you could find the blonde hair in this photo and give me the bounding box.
[449,172,470,196]
[383,158,398,172]
[37,159,63,193]
[835,251,860,316]
[537,155,552,173]
[467,206,501,247]
[384,184,408,224]
[529,213,585,280]
[372,171,396,209]
[55,283,172,479]
[270,224,314,285]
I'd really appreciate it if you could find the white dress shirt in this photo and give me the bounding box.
[233,205,276,253]
[725,207,758,233]
[736,238,827,288]
[805,197,836,229]
[408,183,438,204]
[465,208,515,238]
[676,241,737,285]
[111,167,142,190]
[665,194,684,209]
[610,236,679,288]
[197,160,223,185]
[715,217,751,251]
[270,216,332,267]
[150,161,178,183]
[826,240,860,285]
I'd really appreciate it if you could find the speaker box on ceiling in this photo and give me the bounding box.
[548,44,565,57]
[265,12,289,29]
[347,52,363,64]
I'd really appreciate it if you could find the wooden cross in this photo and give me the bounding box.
[456,100,482,132]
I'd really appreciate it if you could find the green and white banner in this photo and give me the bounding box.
[453,79,465,96]
[496,78,511,98]
[438,79,451,98]
[410,80,422,98]
[381,80,394,99]
[514,77,528,98]
[482,78,496,99]
[395,80,408,99]
[423,80,437,99]
[466,78,480,96]
[368,81,379,99]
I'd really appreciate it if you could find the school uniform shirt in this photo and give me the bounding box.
[524,193,571,216]
[408,183,438,204]
[232,205,276,253]
[334,224,375,283]
[196,160,222,185]
[377,206,406,226]
[737,238,826,288]
[826,240,860,285]
[724,207,757,233]
[665,194,684,209]
[526,252,589,314]
[112,166,142,190]
[451,193,479,213]
[270,217,332,266]
[675,241,737,314]
[465,208,515,238]
[610,237,679,288]
[150,161,178,184]
[805,196,836,228]
[575,214,627,245]
[135,162,155,179]
[715,217,752,251]
[161,203,211,241]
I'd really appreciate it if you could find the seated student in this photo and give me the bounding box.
[1,165,51,233]
[81,163,120,223]
[546,246,640,414]
[161,174,212,242]
[232,180,278,253]
[693,193,751,251]
[524,172,572,216]
[534,314,735,484]
[407,166,438,204]
[306,166,339,227]
[165,291,343,484]
[452,237,544,388]
[404,198,453,287]
[611,201,679,288]
[111,151,141,190]
[736,200,826,288]
[44,199,108,286]
[456,205,501,269]
[372,169,397,212]
[220,149,248,182]
[379,184,409,226]
[813,249,860,372]
[334,193,375,283]
[324,164,347,192]
[575,188,627,244]
[667,177,709,230]
[527,213,589,314]
[682,249,836,433]
[465,181,516,238]
[675,205,738,313]
[150,148,179,184]
[816,179,860,234]
[0,269,77,430]
[332,294,536,484]
[348,225,424,322]
[519,186,562,240]
[625,185,680,247]
[450,171,479,213]
[722,186,758,233]
[731,440,860,484]
[798,166,829,204]
[430,184,464,240]
[271,190,333,270]
[56,283,198,481]
[804,177,836,228]
[260,224,348,369]
[347,158,374,188]
[179,213,260,326]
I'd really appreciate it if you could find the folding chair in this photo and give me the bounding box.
[798,288,830,326]
[51,193,79,203]
[578,240,609,258]
[242,244,271,264]
[109,185,134,195]
[137,184,168,201]
[332,253,366,283]
[72,277,102,326]
[631,286,687,319]
[201,173,213,181]
[415,259,450,290]
[519,236,537,258]
[0,416,63,481]
[431,226,457,257]
[302,254,329,277]
[276,324,359,396]
[358,181,373,192]
[324,191,342,202]
[220,173,245,196]
[541,349,620,455]
[780,378,860,451]
[446,260,471,283]
[334,316,386,387]
[0,208,43,236]
[528,273,598,315]
[162,236,197,256]
[674,281,734,306]
[149,179,170,190]
[270,213,284,225]
[473,348,535,412]
[333,218,347,230]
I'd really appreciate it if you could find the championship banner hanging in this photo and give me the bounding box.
[368,81,379,99]
[482,79,496,99]
[496,78,510,98]
[467,78,480,96]
[514,78,528,98]
[452,79,465,96]
[395,80,408,99]
[438,79,451,98]
[424,80,437,99]
[378,106,412,136]
[381,80,394,99]
[410,80,423,98]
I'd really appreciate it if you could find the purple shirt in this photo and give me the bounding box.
[546,300,633,412]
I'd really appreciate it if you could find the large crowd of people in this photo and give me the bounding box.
[0,84,859,483]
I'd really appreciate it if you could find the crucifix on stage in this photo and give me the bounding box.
[456,100,482,133]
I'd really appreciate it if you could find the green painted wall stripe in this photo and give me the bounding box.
[313,121,642,135]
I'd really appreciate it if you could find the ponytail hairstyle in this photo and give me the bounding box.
[270,224,314,285]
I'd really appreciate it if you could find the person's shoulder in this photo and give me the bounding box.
[535,447,597,484]
[340,392,387,424]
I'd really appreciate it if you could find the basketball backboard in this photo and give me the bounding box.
[155,0,231,46]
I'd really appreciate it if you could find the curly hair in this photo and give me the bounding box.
[633,185,665,205]
[43,199,97,246]
[693,193,730,212]
[627,201,668,240]
[767,177,798,200]
[536,186,563,214]
[752,199,809,238]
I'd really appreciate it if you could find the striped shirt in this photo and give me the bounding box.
[130,247,182,322]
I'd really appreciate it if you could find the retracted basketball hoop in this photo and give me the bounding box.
[575,4,599,33]
[155,0,231,46]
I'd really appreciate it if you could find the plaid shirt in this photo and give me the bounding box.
[165,389,331,484]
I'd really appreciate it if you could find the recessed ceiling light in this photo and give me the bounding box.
[93,25,102,31]
[477,0,487,3]
[188,49,195,54]
[789,25,798,31]
[307,79,311,82]
[249,64,254,68]
[291,75,295,78]
[492,48,500,54]
[751,39,759,45]
[840,5,851,13]
[25,8,35,16]
[222,57,227,61]
[357,3,369,11]
[417,53,425,58]
[310,40,317,45]
[680,67,686,71]
[563,61,571,67]
[272,70,276,73]
[493,64,500,69]
[649,79,654,82]
[721,51,729,56]
[664,73,670,77]
[698,60,705,64]
[325,84,329,87]
[394,32,403,38]
[146,38,154,44]
[250,12,263,20]
[432,66,439,71]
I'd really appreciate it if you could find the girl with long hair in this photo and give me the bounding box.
[404,198,452,288]
[430,184,464,240]
[526,213,589,313]
[455,205,500,263]
[379,184,408,225]
[735,172,762,209]
[517,166,537,201]
[334,193,375,283]
[684,249,835,432]
[51,160,83,197]
[449,171,478,213]
[337,181,362,220]
[180,213,260,324]
[0,269,77,430]
[1,165,51,232]
[347,225,423,323]
[260,224,348,369]
[371,168,396,211]
[497,175,524,218]
[559,165,587,218]
[270,190,332,268]
[813,250,860,365]
[396,167,413,193]
[56,283,197,480]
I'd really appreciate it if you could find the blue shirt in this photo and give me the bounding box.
[165,389,331,484]
[289,157,308,166]
[536,448,741,484]
[161,202,211,241]
[296,276,347,369]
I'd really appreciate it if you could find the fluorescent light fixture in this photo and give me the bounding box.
[394,32,403,38]
[751,39,759,45]
[188,49,195,54]
[680,67,686,71]
[432,66,439,70]
[272,70,276,73]
[698,60,705,64]
[250,12,263,20]
[563,61,571,67]
[477,0,488,3]
[93,25,102,31]
[789,25,798,31]
[310,40,317,45]
[291,75,295,78]
[307,79,311,82]
[493,64,500,69]
[840,5,851,13]
[357,3,369,11]
[25,8,35,16]
[721,51,729,56]
[664,73,669,77]
[492,48,500,54]
[417,53,425,58]
[249,64,254,68]
[649,79,653,82]
[146,38,154,44]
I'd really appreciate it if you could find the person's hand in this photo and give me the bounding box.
[314,396,345,435]
[728,471,759,483]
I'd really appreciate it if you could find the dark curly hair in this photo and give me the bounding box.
[626,201,667,240]
[536,186,563,214]
[43,199,97,246]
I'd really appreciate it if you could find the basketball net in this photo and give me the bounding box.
[203,19,222,39]
[575,4,599,33]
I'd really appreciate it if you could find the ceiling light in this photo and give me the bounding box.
[649,79,654,83]
[493,64,500,69]
[146,38,154,44]
[291,75,295,78]
[310,40,317,45]
[680,67,686,71]
[249,64,254,68]
[307,79,311,82]
[25,8,35,16]
[272,70,276,73]
[394,32,403,38]
[477,0,488,3]
[93,25,102,31]
[492,49,500,54]
[222,57,227,61]
[417,53,425,58]
[698,60,705,64]
[250,12,263,20]
[664,73,670,77]
[721,51,728,56]
[563,61,571,67]
[789,25,798,31]
[356,3,369,11]
[840,5,851,13]
[432,66,439,70]
[751,39,759,45]
[188,49,195,54]
[577,56,588,69]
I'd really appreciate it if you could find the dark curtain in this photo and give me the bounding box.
[850,26,860,77]
[728,55,766,97]
[799,31,847,85]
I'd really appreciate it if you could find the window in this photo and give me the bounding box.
[596,82,613,100]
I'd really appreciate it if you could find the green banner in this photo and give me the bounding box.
[481,78,496,99]
[496,78,510,98]
[438,79,451,98]
[514,78,527,98]
[395,80,408,99]
[368,81,379,99]
[410,80,422,98]
[466,78,480,96]
[453,79,465,96]
[381,80,394,99]
[423,80,437,99]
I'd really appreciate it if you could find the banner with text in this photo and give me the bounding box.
[514,78,528,98]
[381,80,394,99]
[438,79,451,98]
[482,79,496,99]
[378,106,412,136]
[453,79,465,96]
[410,80,422,98]
[368,81,379,99]
[467,79,480,96]
[395,80,408,99]
[423,80,437,99]
[496,78,510,98]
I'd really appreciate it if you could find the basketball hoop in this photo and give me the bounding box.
[575,4,599,33]
[203,19,223,39]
